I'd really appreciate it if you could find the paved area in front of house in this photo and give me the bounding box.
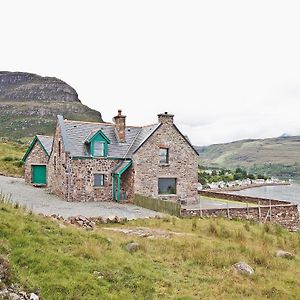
[0,175,163,219]
[182,196,257,210]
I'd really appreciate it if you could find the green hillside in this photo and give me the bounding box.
[196,136,300,179]
[0,100,103,139]
[1,198,300,299]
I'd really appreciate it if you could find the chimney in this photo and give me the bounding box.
[114,109,126,142]
[158,112,174,124]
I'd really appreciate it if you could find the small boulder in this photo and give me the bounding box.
[8,292,20,300]
[0,256,10,280]
[125,242,140,253]
[276,250,295,259]
[30,292,39,300]
[233,262,254,275]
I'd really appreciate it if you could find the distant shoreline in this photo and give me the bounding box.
[207,182,291,193]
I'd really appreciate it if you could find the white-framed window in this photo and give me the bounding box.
[158,178,177,194]
[94,141,105,157]
[94,174,105,187]
[159,148,169,164]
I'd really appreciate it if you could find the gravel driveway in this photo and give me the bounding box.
[0,175,162,219]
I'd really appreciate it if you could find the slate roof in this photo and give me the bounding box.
[58,116,160,159]
[36,135,53,155]
[24,115,198,162]
[112,160,132,175]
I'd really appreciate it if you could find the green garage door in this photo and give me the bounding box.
[32,165,47,185]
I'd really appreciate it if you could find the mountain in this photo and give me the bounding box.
[0,71,103,139]
[195,135,300,179]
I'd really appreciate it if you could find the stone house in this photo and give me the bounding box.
[22,110,199,204]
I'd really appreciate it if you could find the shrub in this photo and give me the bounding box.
[2,156,13,162]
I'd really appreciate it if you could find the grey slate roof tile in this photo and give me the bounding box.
[36,135,53,156]
[60,118,159,159]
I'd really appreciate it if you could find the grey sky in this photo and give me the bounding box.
[2,1,300,145]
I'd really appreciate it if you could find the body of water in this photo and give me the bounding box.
[232,181,300,207]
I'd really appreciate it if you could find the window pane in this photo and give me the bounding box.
[159,148,169,164]
[158,178,176,194]
[94,174,104,186]
[94,141,104,156]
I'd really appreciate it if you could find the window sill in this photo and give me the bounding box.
[159,163,170,167]
[93,186,105,189]
[158,194,177,196]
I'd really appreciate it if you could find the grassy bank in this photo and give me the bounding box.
[0,140,26,177]
[0,199,300,299]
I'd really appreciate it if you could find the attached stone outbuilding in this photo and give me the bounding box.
[22,135,53,186]
[23,111,199,204]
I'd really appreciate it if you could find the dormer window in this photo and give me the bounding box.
[84,129,111,158]
[94,141,105,157]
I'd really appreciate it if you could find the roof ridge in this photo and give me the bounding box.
[36,134,53,138]
[64,119,113,125]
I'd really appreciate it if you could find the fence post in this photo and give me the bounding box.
[227,202,230,218]
[258,201,261,223]
[199,197,203,218]
[246,202,249,219]
[269,200,272,221]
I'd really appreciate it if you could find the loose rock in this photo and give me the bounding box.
[29,292,39,300]
[0,256,10,280]
[276,250,295,259]
[233,262,254,275]
[126,242,140,253]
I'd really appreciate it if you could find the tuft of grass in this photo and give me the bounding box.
[0,198,300,299]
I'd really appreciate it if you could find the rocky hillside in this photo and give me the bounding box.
[196,135,300,179]
[0,71,103,139]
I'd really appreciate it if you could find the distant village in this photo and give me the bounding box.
[198,167,290,191]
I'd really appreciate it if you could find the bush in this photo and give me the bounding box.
[2,156,14,162]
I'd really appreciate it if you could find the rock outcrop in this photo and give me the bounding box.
[0,71,103,139]
[0,71,79,102]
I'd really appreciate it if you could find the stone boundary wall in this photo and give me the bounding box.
[181,190,300,231]
[199,190,289,205]
[181,204,300,231]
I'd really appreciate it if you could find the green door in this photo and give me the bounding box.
[32,165,47,185]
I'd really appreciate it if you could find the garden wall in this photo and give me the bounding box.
[183,191,300,231]
[199,190,289,205]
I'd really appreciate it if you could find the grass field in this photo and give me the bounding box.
[0,141,26,177]
[0,198,299,299]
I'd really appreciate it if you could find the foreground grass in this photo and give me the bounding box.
[0,141,26,177]
[0,202,300,299]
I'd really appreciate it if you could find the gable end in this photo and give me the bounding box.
[22,136,50,162]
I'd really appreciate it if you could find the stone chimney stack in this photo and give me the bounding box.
[158,112,174,124]
[114,109,126,142]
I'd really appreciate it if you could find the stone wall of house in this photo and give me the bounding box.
[181,204,300,231]
[46,121,135,202]
[68,158,120,202]
[133,117,198,204]
[121,168,134,201]
[47,124,69,199]
[24,142,49,184]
